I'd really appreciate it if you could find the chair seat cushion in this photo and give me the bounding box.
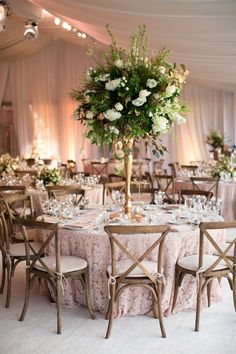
[14,228,36,241]
[9,242,42,257]
[177,254,229,272]
[34,255,87,273]
[107,259,157,277]
[225,228,236,243]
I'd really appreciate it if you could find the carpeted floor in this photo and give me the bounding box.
[0,261,235,354]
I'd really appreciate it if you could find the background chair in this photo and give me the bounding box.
[153,174,176,204]
[0,208,42,308]
[190,177,219,201]
[180,164,198,176]
[17,219,96,334]
[172,221,236,331]
[104,224,170,339]
[103,181,126,205]
[178,189,213,204]
[46,185,85,206]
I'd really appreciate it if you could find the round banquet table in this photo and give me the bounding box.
[27,184,104,217]
[175,179,236,221]
[36,206,224,318]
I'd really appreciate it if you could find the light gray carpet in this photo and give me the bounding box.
[0,261,235,354]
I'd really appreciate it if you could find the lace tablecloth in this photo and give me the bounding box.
[36,207,224,318]
[175,179,236,221]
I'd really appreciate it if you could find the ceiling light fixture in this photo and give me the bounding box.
[0,0,12,32]
[54,17,61,26]
[24,20,38,40]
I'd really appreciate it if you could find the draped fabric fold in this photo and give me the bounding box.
[0,63,9,105]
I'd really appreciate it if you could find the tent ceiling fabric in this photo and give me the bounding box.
[0,0,236,92]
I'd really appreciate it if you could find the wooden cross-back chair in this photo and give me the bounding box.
[104,224,170,339]
[103,181,126,205]
[108,173,125,183]
[91,161,108,175]
[0,208,42,308]
[178,189,213,204]
[153,174,176,204]
[190,177,219,201]
[172,221,236,331]
[131,160,143,180]
[17,218,96,334]
[168,162,180,178]
[46,185,85,205]
[0,193,35,241]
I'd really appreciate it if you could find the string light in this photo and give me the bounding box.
[52,16,93,42]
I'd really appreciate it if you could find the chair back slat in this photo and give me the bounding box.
[199,221,236,276]
[17,219,59,277]
[190,177,219,200]
[104,225,170,284]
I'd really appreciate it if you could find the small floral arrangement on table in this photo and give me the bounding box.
[70,25,188,156]
[206,130,224,150]
[210,154,234,178]
[35,166,61,186]
[0,153,19,176]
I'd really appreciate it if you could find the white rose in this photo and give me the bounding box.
[110,126,119,135]
[115,103,123,111]
[116,141,123,149]
[105,78,121,91]
[115,149,125,159]
[139,89,151,98]
[146,79,157,88]
[114,59,124,69]
[98,73,110,82]
[173,112,186,125]
[166,85,176,96]
[84,95,90,103]
[86,111,94,119]
[152,116,169,134]
[132,97,146,107]
[104,109,122,121]
[159,66,166,74]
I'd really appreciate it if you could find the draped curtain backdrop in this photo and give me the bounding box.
[5,40,236,169]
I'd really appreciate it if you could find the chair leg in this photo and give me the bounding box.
[207,280,212,307]
[5,261,12,308]
[84,269,96,320]
[195,276,202,332]
[19,271,33,321]
[172,265,182,313]
[156,283,166,338]
[105,283,115,339]
[0,257,6,294]
[56,274,62,334]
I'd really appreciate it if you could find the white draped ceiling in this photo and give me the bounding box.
[0,0,236,167]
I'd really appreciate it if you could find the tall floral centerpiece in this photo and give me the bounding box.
[70,26,188,217]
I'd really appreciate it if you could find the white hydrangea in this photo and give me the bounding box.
[173,112,186,125]
[114,59,124,69]
[85,111,94,119]
[104,109,122,121]
[152,116,169,134]
[146,79,157,88]
[115,102,123,111]
[105,78,121,91]
[139,89,151,98]
[110,126,119,135]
